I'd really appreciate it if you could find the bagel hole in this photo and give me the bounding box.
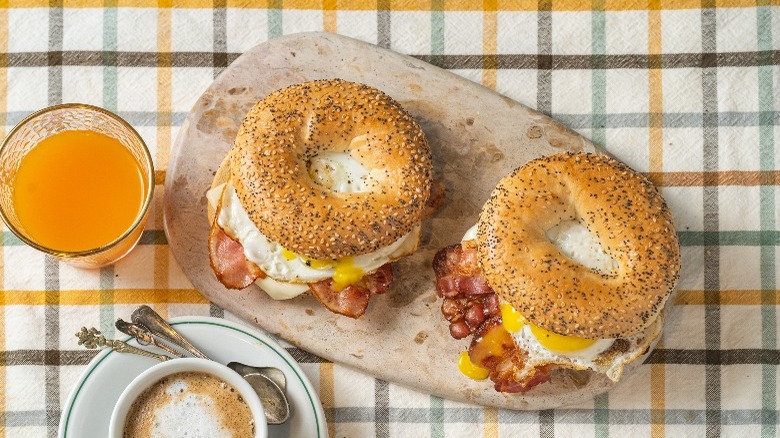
[546,220,618,275]
[307,151,370,193]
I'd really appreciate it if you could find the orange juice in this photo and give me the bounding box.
[12,130,145,252]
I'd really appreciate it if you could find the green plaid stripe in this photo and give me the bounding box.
[590,2,609,437]
[757,4,776,438]
[701,5,721,437]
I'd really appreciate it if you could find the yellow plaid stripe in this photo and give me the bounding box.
[483,406,499,437]
[0,8,6,428]
[0,0,773,9]
[647,4,665,434]
[320,362,336,437]
[324,0,338,32]
[0,289,208,305]
[155,6,172,322]
[4,289,771,307]
[482,0,497,89]
[676,290,780,306]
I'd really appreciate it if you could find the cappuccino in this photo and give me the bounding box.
[123,371,255,438]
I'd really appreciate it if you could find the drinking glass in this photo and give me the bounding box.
[0,103,154,267]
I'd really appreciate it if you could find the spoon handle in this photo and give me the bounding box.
[106,339,171,362]
[131,305,211,360]
[76,327,171,362]
[115,319,186,359]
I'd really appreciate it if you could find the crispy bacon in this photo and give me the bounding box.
[434,243,556,393]
[433,242,481,278]
[433,243,499,338]
[308,281,371,319]
[210,209,394,317]
[209,220,265,289]
[361,263,394,294]
[422,178,446,219]
[308,264,393,318]
[469,317,554,393]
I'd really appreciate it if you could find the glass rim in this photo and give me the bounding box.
[0,103,155,259]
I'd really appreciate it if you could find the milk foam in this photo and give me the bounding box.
[123,372,255,438]
[151,391,232,438]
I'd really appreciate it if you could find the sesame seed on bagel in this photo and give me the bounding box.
[231,79,432,260]
[476,152,680,339]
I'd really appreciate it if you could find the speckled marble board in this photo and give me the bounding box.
[164,32,652,410]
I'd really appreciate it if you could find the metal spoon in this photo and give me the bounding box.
[115,319,186,359]
[131,306,209,359]
[76,326,290,424]
[229,362,287,392]
[130,306,291,424]
[76,327,172,362]
[228,362,290,424]
[130,305,286,389]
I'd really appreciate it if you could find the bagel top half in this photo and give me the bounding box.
[231,79,432,260]
[477,152,681,339]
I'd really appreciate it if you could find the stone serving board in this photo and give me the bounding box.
[164,32,648,410]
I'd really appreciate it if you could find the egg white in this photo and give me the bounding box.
[208,152,421,300]
[546,220,618,274]
[510,319,657,382]
[513,325,615,362]
[462,220,618,274]
[462,223,478,242]
[308,151,371,193]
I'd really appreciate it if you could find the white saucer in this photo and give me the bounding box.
[58,316,328,438]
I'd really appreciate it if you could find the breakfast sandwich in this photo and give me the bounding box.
[433,152,680,393]
[207,79,443,318]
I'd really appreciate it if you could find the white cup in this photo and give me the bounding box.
[109,358,268,438]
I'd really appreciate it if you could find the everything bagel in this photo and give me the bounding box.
[231,79,432,260]
[476,152,680,339]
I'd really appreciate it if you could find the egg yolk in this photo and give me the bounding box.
[307,259,334,269]
[457,351,489,380]
[281,249,364,289]
[500,303,526,333]
[529,324,597,353]
[332,257,364,291]
[500,303,597,353]
[282,248,335,269]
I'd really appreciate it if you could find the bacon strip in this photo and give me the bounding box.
[210,193,395,317]
[208,220,265,289]
[361,263,394,295]
[433,243,556,393]
[308,264,394,318]
[433,243,498,338]
[469,317,554,393]
[308,282,370,319]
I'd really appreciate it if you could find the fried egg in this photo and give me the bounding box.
[500,302,659,382]
[207,152,421,300]
[545,220,619,274]
[459,221,658,382]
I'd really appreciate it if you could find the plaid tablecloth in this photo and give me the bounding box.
[1,1,779,437]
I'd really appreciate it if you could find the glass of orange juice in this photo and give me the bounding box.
[0,103,154,268]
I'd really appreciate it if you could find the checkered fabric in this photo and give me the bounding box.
[1,1,779,437]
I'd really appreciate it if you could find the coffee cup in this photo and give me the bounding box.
[109,358,267,438]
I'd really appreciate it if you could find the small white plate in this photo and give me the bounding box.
[58,316,328,438]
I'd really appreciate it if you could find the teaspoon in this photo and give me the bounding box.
[129,306,291,424]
